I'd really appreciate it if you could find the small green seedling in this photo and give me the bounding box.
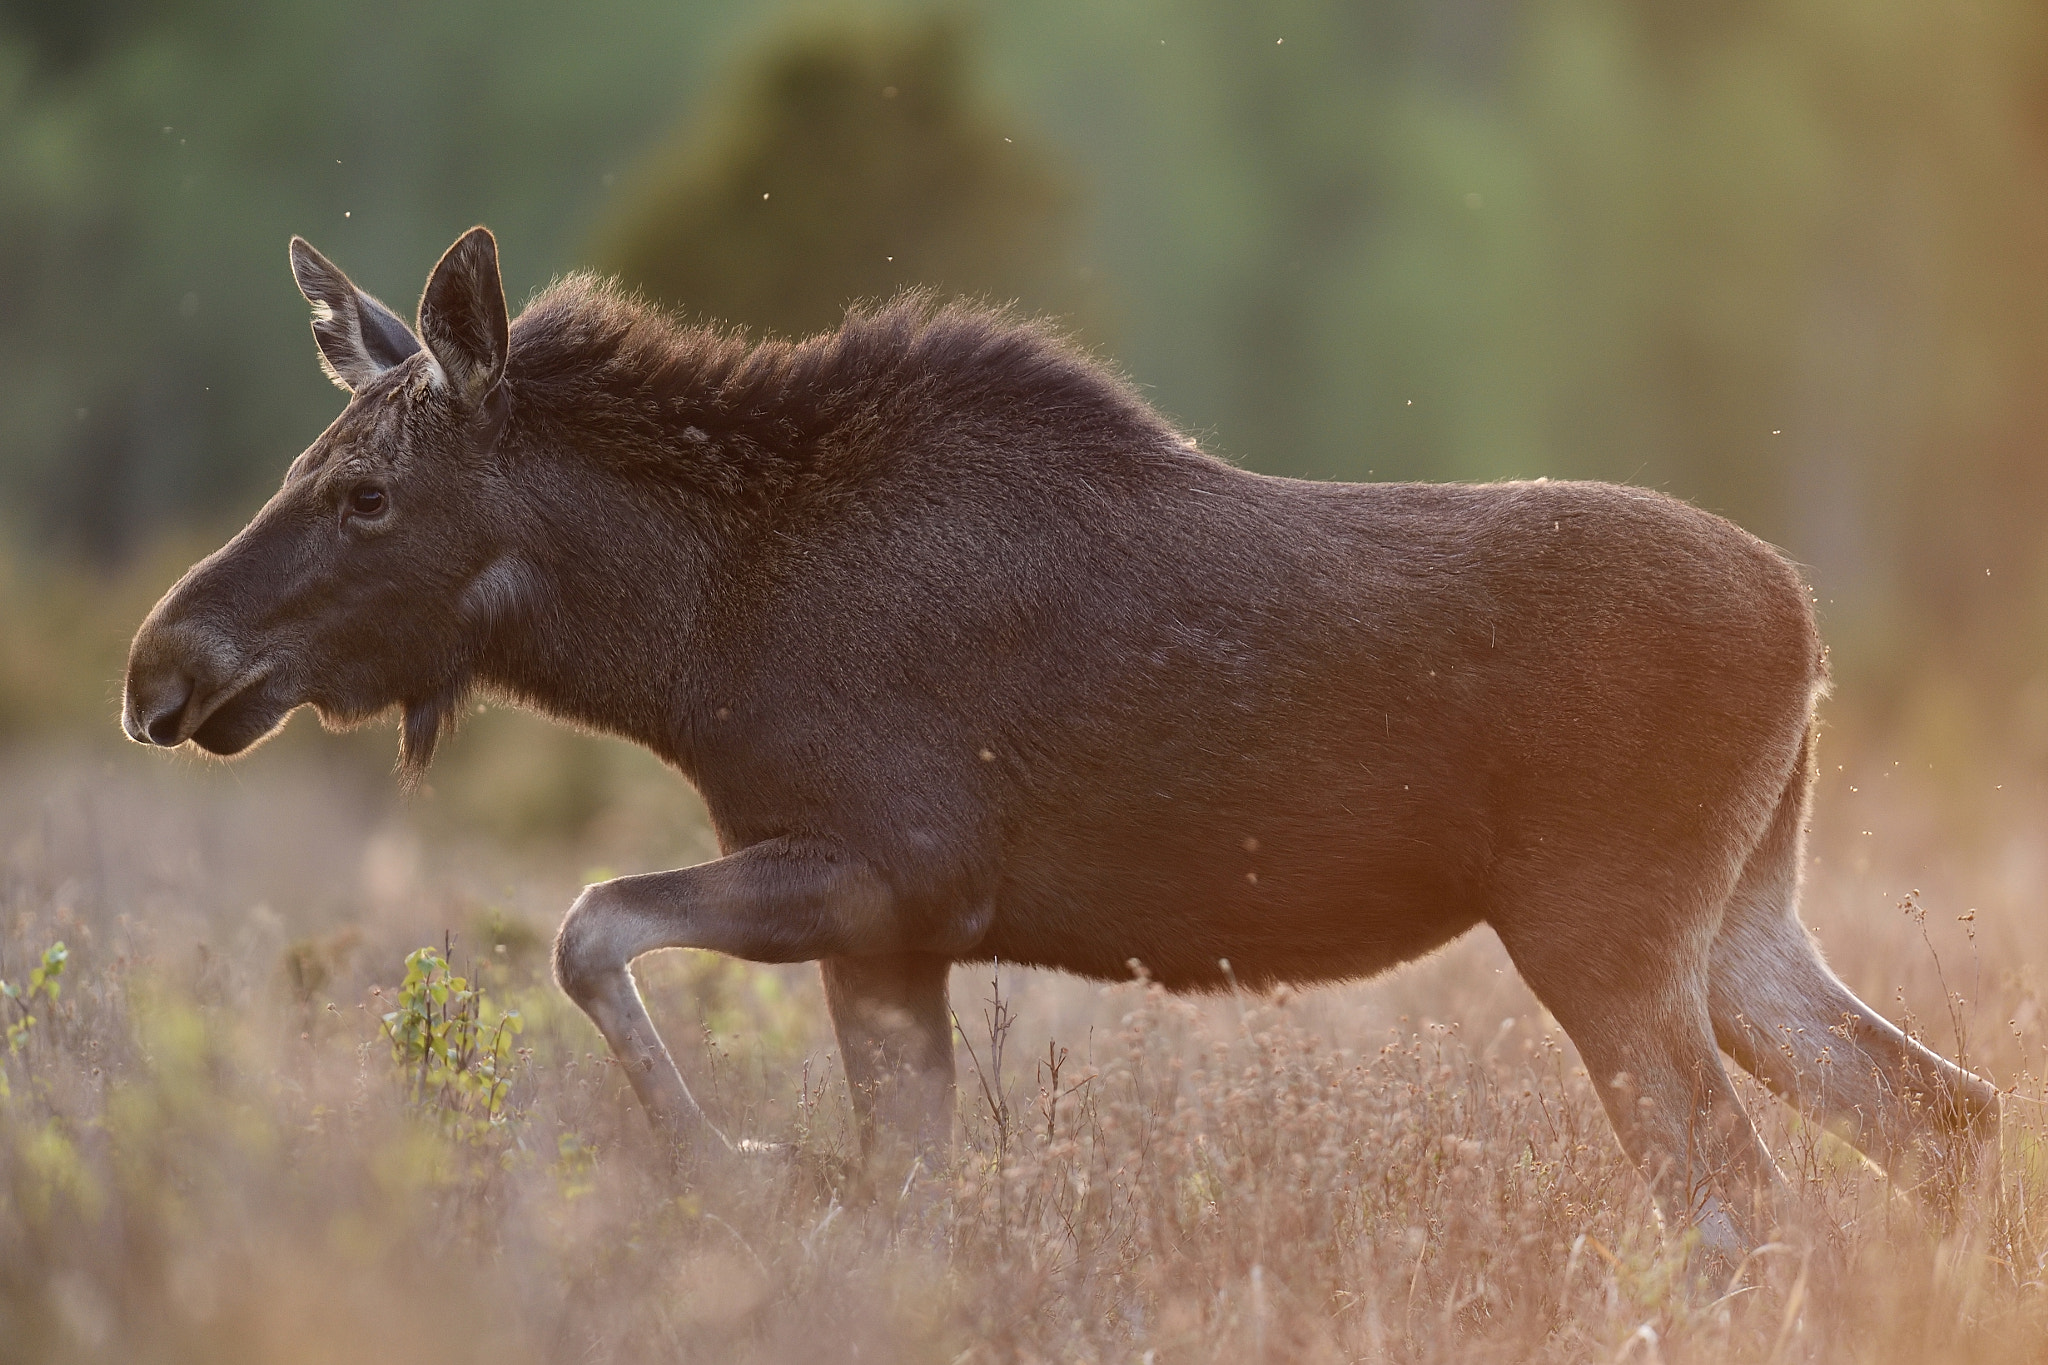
[380,943,524,1142]
[0,941,68,1100]
[2,941,68,1054]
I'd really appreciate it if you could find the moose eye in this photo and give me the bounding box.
[348,485,387,518]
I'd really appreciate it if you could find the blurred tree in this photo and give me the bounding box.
[594,13,1091,339]
[0,0,152,73]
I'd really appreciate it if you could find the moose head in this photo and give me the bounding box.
[122,228,521,775]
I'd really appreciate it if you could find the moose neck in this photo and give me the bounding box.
[458,277,1142,773]
[475,445,734,769]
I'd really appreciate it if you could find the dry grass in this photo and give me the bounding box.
[5,725,2048,1364]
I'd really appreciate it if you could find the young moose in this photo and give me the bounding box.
[125,227,1994,1256]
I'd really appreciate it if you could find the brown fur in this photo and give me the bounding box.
[124,228,1996,1261]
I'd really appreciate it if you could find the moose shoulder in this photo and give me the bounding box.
[123,227,1995,1265]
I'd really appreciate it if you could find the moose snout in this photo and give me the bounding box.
[122,616,244,748]
[123,668,197,746]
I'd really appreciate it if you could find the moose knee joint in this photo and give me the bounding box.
[553,884,632,1002]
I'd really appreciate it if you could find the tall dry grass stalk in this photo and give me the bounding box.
[4,741,2048,1363]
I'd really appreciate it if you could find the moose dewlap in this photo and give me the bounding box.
[123,227,1995,1264]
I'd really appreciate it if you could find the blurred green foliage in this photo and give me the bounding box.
[0,0,766,556]
[599,13,1087,339]
[4,0,2048,754]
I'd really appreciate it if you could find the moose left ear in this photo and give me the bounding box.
[418,226,509,406]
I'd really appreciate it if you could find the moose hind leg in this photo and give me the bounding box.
[1544,977,1776,1259]
[1496,883,1782,1264]
[821,952,956,1195]
[1706,728,1996,1206]
[1709,880,1998,1203]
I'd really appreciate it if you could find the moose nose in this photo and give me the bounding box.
[124,672,195,747]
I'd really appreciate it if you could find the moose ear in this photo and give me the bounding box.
[417,226,509,406]
[289,237,422,392]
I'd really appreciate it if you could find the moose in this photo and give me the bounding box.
[124,226,1995,1259]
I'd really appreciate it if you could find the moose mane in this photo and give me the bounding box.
[500,276,1176,494]
[382,281,1180,783]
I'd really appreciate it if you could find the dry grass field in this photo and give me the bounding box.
[4,708,2048,1364]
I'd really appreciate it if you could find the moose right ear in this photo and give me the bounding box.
[289,237,422,392]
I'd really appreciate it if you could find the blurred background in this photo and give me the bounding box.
[4,0,2048,839]
[8,9,2048,1357]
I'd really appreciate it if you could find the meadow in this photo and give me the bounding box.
[3,672,2047,1365]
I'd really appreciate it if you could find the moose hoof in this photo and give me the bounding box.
[731,1136,859,1199]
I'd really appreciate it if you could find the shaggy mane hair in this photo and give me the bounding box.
[500,277,1177,495]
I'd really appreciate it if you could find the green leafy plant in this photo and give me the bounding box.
[0,940,68,1102]
[2,940,68,1052]
[379,943,524,1142]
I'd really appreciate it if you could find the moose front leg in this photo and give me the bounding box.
[821,953,956,1192]
[550,836,926,1169]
